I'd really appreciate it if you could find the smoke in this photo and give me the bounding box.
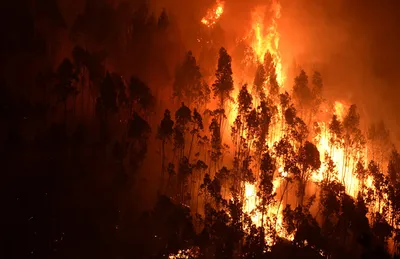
[276,0,400,146]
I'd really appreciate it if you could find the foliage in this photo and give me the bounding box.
[212,47,234,107]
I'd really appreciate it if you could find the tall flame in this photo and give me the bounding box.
[197,0,387,248]
[246,1,285,85]
[201,1,225,28]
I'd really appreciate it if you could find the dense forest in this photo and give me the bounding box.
[2,1,400,259]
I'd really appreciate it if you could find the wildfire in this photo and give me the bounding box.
[168,247,200,259]
[201,0,225,28]
[245,1,285,85]
[244,181,294,243]
[334,100,347,120]
[197,0,392,251]
[313,121,361,197]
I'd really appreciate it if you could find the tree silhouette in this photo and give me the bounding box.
[328,114,344,157]
[293,70,312,115]
[342,105,365,185]
[264,52,280,97]
[54,58,78,122]
[99,72,117,114]
[212,47,234,140]
[188,109,204,160]
[297,141,321,205]
[311,71,323,116]
[209,118,222,173]
[173,103,192,161]
[158,8,169,30]
[257,151,276,243]
[128,76,155,115]
[97,72,118,142]
[368,121,391,165]
[253,63,267,101]
[158,109,175,191]
[127,112,151,170]
[174,51,210,109]
[212,47,234,108]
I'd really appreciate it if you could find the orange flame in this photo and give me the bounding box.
[201,1,225,28]
[198,0,389,248]
[245,1,285,85]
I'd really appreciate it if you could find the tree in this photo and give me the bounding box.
[255,100,272,155]
[257,151,276,243]
[354,159,368,191]
[342,105,365,184]
[128,76,155,115]
[158,109,175,191]
[368,121,390,165]
[174,103,192,160]
[328,114,343,151]
[209,118,222,173]
[127,112,151,170]
[173,51,210,109]
[238,84,253,115]
[388,149,400,185]
[178,156,193,204]
[99,72,117,115]
[188,109,204,159]
[311,71,323,115]
[55,58,78,122]
[292,70,312,118]
[297,141,321,206]
[111,73,128,108]
[368,161,387,213]
[387,149,400,238]
[158,8,169,30]
[253,63,267,101]
[212,47,234,109]
[264,52,279,97]
[97,72,117,142]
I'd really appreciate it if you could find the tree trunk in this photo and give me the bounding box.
[188,129,196,160]
[64,100,67,124]
[161,139,166,192]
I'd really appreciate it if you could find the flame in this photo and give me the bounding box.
[244,180,294,243]
[197,0,392,250]
[334,101,347,120]
[169,247,200,259]
[201,1,225,28]
[312,122,361,196]
[245,1,285,85]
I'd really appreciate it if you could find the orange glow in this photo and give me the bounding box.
[313,121,361,196]
[244,1,285,85]
[334,101,347,120]
[244,181,294,243]
[168,247,200,259]
[201,1,225,28]
[197,0,391,249]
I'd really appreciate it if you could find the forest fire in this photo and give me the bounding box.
[201,1,225,28]
[8,0,400,258]
[245,1,285,85]
[196,0,396,250]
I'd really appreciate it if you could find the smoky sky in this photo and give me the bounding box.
[281,0,400,144]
